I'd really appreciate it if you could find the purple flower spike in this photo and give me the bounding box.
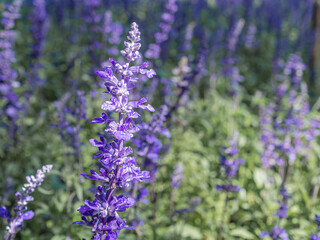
[1,165,52,240]
[171,162,184,188]
[260,226,289,240]
[145,0,178,59]
[0,0,23,138]
[216,132,244,193]
[75,22,156,239]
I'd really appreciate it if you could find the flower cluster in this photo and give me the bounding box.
[171,162,184,188]
[260,226,289,240]
[145,0,178,59]
[274,185,290,219]
[30,0,49,60]
[24,0,49,97]
[310,215,320,240]
[260,53,320,239]
[260,54,319,170]
[53,91,87,151]
[221,19,245,96]
[0,0,23,128]
[244,24,257,49]
[167,39,208,117]
[74,22,156,240]
[133,105,170,180]
[216,133,244,193]
[102,11,123,56]
[0,165,52,240]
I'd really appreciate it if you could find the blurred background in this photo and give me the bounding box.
[1,0,320,239]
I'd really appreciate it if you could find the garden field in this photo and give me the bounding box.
[1,0,320,239]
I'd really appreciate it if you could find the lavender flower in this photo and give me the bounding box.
[221,19,245,96]
[145,0,178,59]
[274,185,290,219]
[102,11,123,56]
[0,0,22,139]
[310,215,320,240]
[74,22,156,240]
[171,162,184,188]
[260,226,290,240]
[53,91,87,149]
[245,24,257,49]
[216,133,244,192]
[227,19,245,54]
[30,0,49,60]
[259,53,318,239]
[83,0,102,60]
[0,165,52,240]
[167,39,208,118]
[133,105,170,180]
[183,22,195,52]
[311,235,320,240]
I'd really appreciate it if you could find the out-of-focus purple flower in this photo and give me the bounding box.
[0,165,52,240]
[167,38,208,117]
[171,162,184,188]
[102,11,123,56]
[0,0,23,133]
[227,19,245,54]
[221,18,245,96]
[260,53,319,239]
[183,22,195,52]
[216,133,244,193]
[75,22,155,239]
[311,214,320,239]
[30,0,49,60]
[260,226,290,240]
[24,0,49,95]
[145,0,178,59]
[245,24,257,48]
[188,197,201,208]
[311,234,320,240]
[52,91,87,152]
[133,105,170,180]
[83,0,102,57]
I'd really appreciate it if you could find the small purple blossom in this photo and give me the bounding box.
[310,215,320,239]
[311,234,320,240]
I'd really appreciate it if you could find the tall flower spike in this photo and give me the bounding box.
[145,0,178,59]
[216,133,244,193]
[75,22,156,240]
[0,0,23,136]
[0,165,52,240]
[171,162,184,188]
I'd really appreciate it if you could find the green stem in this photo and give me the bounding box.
[218,192,229,240]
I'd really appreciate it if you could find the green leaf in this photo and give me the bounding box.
[229,228,255,239]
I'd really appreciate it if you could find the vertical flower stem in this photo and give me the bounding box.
[75,127,83,180]
[151,180,157,240]
[62,138,70,196]
[170,188,175,224]
[218,192,229,240]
